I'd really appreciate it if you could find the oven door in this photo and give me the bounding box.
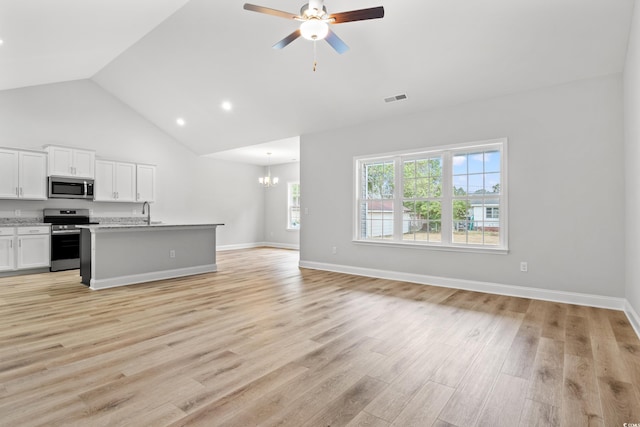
[50,231,80,271]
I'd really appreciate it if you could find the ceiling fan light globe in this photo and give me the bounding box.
[300,19,329,40]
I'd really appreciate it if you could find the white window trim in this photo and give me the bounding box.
[287,181,300,231]
[353,138,508,252]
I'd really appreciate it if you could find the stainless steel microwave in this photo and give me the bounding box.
[48,177,94,200]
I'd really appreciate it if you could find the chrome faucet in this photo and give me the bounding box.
[142,201,151,225]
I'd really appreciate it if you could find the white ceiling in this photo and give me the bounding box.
[0,0,635,162]
[0,0,190,91]
[205,136,300,165]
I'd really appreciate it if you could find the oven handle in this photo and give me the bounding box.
[52,230,81,235]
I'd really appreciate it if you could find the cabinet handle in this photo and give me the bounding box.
[19,187,23,196]
[15,187,18,196]
[9,240,12,249]
[18,239,21,248]
[137,193,140,200]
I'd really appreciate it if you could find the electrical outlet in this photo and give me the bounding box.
[520,262,528,272]
[270,231,274,237]
[304,207,309,215]
[14,209,21,217]
[332,246,337,254]
[89,209,94,215]
[170,250,176,258]
[133,209,138,215]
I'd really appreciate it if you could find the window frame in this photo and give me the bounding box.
[287,181,301,231]
[353,138,508,253]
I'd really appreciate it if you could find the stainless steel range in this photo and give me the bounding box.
[43,209,91,272]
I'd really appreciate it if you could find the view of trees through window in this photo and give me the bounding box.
[357,141,505,249]
[288,182,300,230]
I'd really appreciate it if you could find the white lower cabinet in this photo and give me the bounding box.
[0,235,14,272]
[0,227,50,272]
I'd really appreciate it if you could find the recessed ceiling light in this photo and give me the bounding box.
[221,101,232,111]
[176,117,186,126]
[0,39,4,46]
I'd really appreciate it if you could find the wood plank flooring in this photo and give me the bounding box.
[0,248,639,426]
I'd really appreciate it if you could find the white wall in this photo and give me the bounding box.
[300,75,625,298]
[625,0,640,315]
[263,162,300,248]
[0,80,264,247]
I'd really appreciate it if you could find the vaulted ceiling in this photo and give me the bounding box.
[1,0,635,161]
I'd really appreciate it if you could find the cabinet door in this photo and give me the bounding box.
[94,160,116,201]
[115,162,136,202]
[17,234,50,269]
[136,164,156,202]
[0,236,15,271]
[48,146,74,177]
[19,152,47,200]
[73,149,95,179]
[0,149,19,199]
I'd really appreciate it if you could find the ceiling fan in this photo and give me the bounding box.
[243,0,384,57]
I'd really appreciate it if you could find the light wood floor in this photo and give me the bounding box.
[1,248,639,427]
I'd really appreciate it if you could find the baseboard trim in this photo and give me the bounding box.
[298,260,625,311]
[218,242,299,251]
[90,264,217,290]
[217,242,265,251]
[625,300,640,339]
[262,242,300,250]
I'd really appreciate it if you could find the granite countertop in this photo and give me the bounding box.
[0,222,51,227]
[77,223,224,230]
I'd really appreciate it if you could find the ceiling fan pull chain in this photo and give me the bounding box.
[313,39,318,72]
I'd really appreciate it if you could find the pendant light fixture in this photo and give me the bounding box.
[259,152,279,188]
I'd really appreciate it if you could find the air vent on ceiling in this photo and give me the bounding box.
[384,93,408,103]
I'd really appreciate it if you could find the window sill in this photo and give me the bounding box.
[352,239,508,255]
[286,228,300,232]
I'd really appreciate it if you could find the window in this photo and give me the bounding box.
[355,139,507,251]
[288,182,300,230]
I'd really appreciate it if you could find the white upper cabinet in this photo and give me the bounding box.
[19,151,48,199]
[116,162,136,202]
[136,164,156,202]
[46,146,95,178]
[94,160,115,201]
[0,149,19,199]
[95,160,136,202]
[0,148,47,200]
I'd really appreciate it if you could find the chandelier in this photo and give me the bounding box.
[259,152,279,188]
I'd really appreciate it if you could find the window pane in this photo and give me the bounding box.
[453,175,467,195]
[484,150,501,173]
[365,162,394,199]
[468,152,484,174]
[404,160,416,178]
[468,174,483,195]
[288,182,301,229]
[403,178,416,198]
[484,173,501,194]
[453,154,467,175]
[416,159,429,177]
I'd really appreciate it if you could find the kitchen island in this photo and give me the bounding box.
[78,223,223,290]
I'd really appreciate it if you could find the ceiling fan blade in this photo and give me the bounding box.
[329,6,384,24]
[325,29,349,54]
[273,29,301,49]
[243,3,299,20]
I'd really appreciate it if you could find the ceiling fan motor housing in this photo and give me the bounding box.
[301,2,327,19]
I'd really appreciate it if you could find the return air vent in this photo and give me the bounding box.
[384,93,408,103]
